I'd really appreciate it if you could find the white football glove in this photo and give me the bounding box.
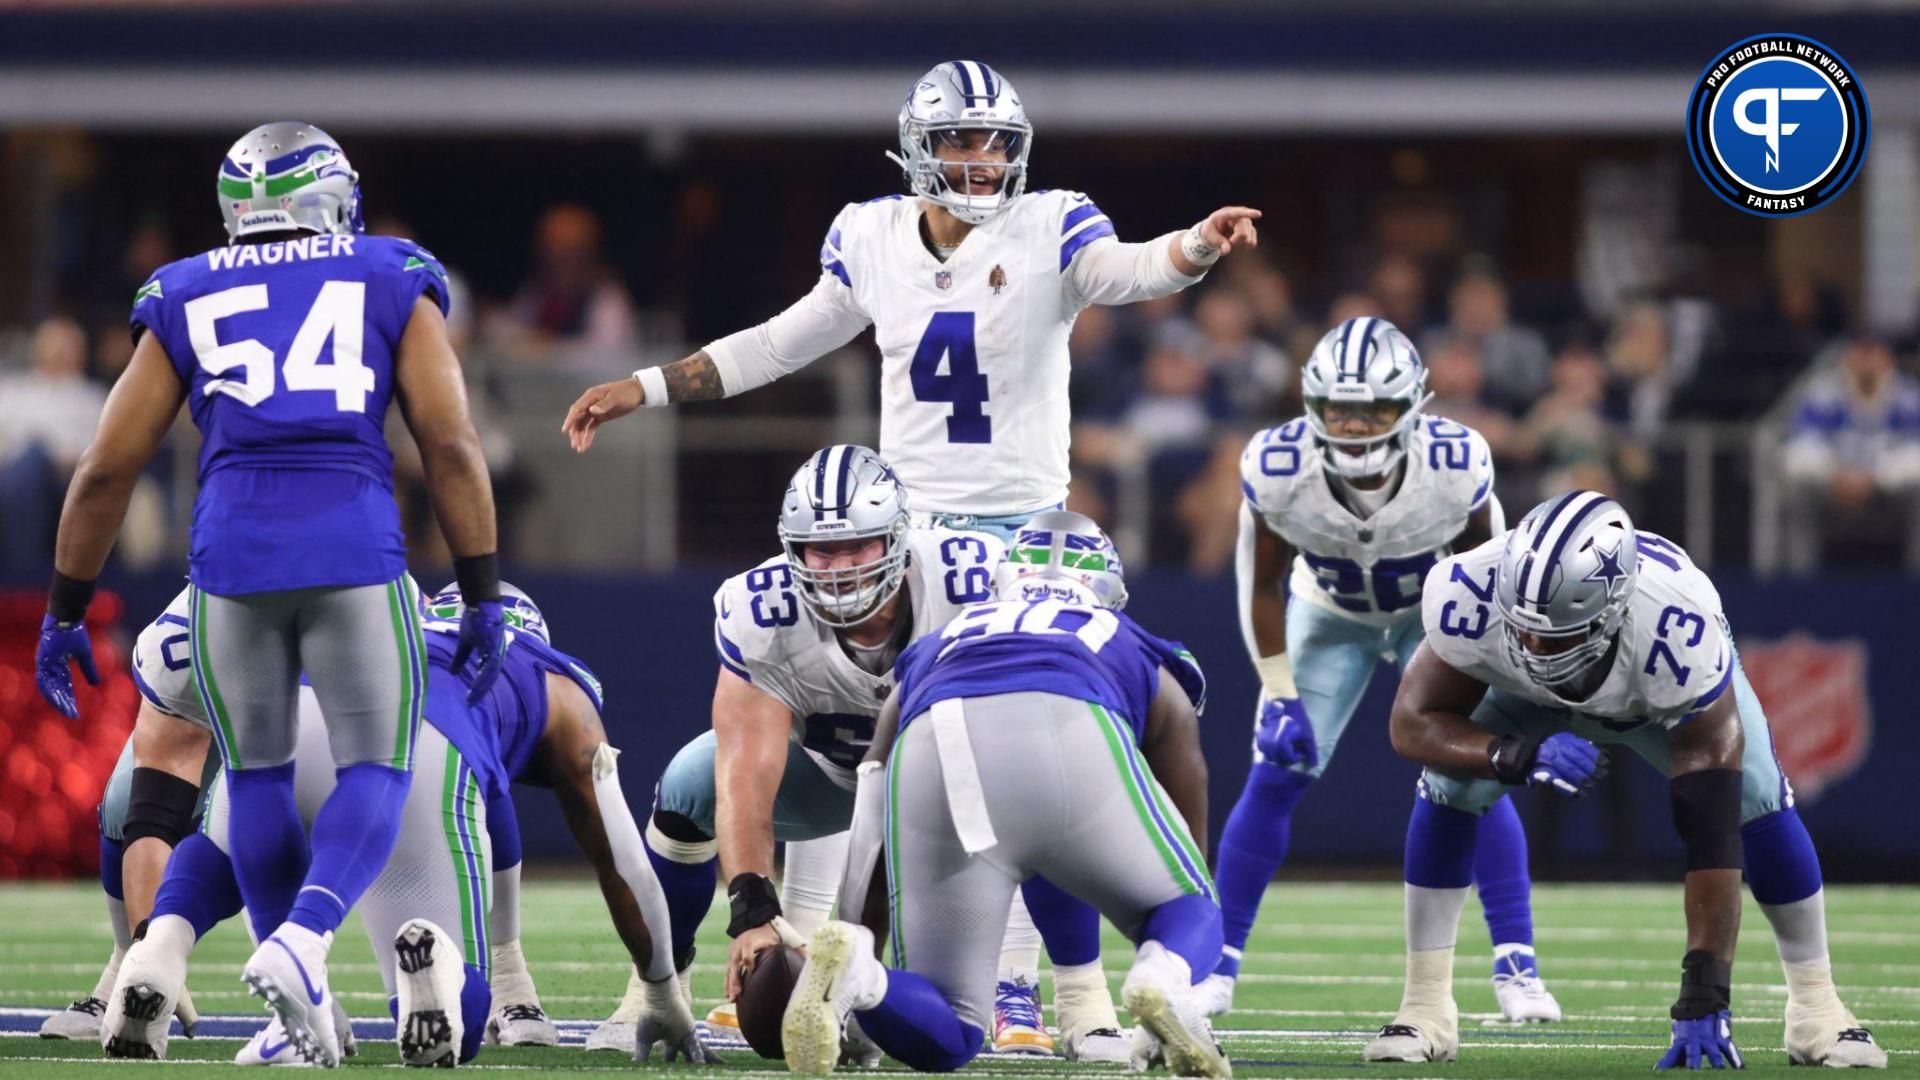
[632,972,719,1065]
[1128,1023,1164,1073]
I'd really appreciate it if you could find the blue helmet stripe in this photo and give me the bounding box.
[1515,490,1581,603]
[812,448,833,522]
[1532,492,1608,607]
[1354,317,1378,378]
[833,444,855,516]
[979,63,999,103]
[951,60,977,101]
[1335,318,1359,382]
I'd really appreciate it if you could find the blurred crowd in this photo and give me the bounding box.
[3,202,1918,579]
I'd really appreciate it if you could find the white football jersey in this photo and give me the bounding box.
[1421,531,1734,732]
[1242,416,1495,626]
[131,587,210,730]
[712,528,1005,787]
[822,189,1139,515]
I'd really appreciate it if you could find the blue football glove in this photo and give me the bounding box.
[1527,732,1608,797]
[1254,697,1317,769]
[35,614,100,720]
[451,599,508,705]
[1657,1011,1743,1070]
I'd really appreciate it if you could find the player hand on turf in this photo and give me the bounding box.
[633,972,720,1065]
[451,599,509,704]
[562,377,645,453]
[34,614,99,719]
[1657,1010,1744,1070]
[725,922,784,1002]
[1253,697,1317,768]
[1527,733,1609,797]
[1199,206,1261,257]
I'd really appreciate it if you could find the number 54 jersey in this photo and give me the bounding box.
[1421,532,1734,731]
[130,234,451,596]
[1241,416,1496,626]
[710,529,1006,786]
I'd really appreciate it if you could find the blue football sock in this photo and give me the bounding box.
[1405,797,1479,890]
[857,969,983,1072]
[99,834,125,902]
[1743,807,1823,906]
[459,961,491,1063]
[1022,875,1103,968]
[151,832,245,941]
[645,838,715,969]
[1472,795,1536,950]
[486,787,522,872]
[227,762,310,942]
[1142,893,1224,983]
[1213,765,1313,977]
[288,762,411,937]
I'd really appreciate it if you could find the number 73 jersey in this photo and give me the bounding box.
[710,529,1005,786]
[1241,416,1496,626]
[1422,532,1735,731]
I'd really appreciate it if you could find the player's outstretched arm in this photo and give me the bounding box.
[561,350,725,452]
[1140,668,1208,844]
[1387,643,1496,776]
[1169,206,1262,277]
[712,666,800,999]
[394,297,497,561]
[1657,693,1746,1070]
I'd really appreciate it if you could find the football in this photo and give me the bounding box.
[735,945,808,1060]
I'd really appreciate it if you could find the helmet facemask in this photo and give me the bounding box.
[890,122,1031,225]
[783,523,911,628]
[1501,604,1624,693]
[1305,391,1432,480]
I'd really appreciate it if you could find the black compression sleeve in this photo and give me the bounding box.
[1670,768,1744,871]
[123,767,202,847]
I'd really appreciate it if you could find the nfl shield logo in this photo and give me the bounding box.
[934,270,953,290]
[1738,634,1872,801]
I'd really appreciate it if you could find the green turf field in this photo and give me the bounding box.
[1,880,1912,1076]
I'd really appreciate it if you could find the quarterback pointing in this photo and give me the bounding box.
[1369,491,1884,1069]
[562,59,1259,533]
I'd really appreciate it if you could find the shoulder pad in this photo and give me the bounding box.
[1239,420,1313,515]
[820,202,870,288]
[1415,417,1495,512]
[1055,190,1116,271]
[1419,544,1503,670]
[1164,640,1207,717]
[713,556,803,681]
[130,589,210,728]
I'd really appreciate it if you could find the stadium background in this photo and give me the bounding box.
[2,0,1918,889]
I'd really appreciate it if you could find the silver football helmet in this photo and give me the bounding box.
[1301,317,1433,480]
[1495,491,1639,689]
[427,581,550,646]
[779,445,912,628]
[886,61,1032,225]
[993,510,1129,610]
[217,122,363,242]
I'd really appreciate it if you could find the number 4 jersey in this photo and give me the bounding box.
[1421,532,1734,730]
[711,529,1006,786]
[130,234,451,595]
[1241,416,1496,625]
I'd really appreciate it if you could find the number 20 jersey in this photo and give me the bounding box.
[820,190,1123,517]
[130,234,450,595]
[1421,532,1735,730]
[711,529,1005,786]
[1241,416,1495,626]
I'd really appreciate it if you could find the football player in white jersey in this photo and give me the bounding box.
[1204,317,1559,1023]
[1366,491,1885,1069]
[614,445,1131,1062]
[561,58,1259,535]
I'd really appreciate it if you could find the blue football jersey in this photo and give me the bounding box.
[423,626,605,800]
[893,598,1205,743]
[130,234,451,595]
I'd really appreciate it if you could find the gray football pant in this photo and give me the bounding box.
[188,577,425,771]
[204,690,492,988]
[885,691,1213,1033]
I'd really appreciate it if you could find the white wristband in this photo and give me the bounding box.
[1254,652,1298,700]
[1180,222,1221,268]
[633,366,671,408]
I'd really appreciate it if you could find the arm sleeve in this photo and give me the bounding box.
[1065,231,1206,308]
[703,270,873,396]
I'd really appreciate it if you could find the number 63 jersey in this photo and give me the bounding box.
[1422,532,1735,730]
[1241,416,1496,626]
[710,529,1006,787]
[130,234,450,596]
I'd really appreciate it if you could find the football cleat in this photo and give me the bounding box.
[1492,951,1562,1023]
[1062,1025,1130,1064]
[1363,1005,1460,1064]
[393,919,465,1067]
[1196,973,1236,1018]
[233,1014,300,1067]
[39,997,107,1040]
[102,922,193,1060]
[782,921,887,1076]
[1786,1004,1888,1069]
[991,976,1054,1056]
[241,924,339,1068]
[1122,942,1231,1078]
[705,1000,741,1031]
[486,1002,560,1047]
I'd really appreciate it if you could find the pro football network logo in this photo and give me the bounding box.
[1686,34,1869,217]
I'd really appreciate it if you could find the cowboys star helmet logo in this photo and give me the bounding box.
[1582,542,1630,598]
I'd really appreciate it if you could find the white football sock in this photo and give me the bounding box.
[1405,884,1470,953]
[1398,946,1457,1016]
[89,945,126,1002]
[1053,959,1121,1031]
[998,889,1042,983]
[489,864,522,944]
[779,835,846,936]
[1761,890,1829,966]
[107,895,132,953]
[489,938,541,1007]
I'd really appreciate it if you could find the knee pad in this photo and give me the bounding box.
[123,767,203,848]
[646,811,716,865]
